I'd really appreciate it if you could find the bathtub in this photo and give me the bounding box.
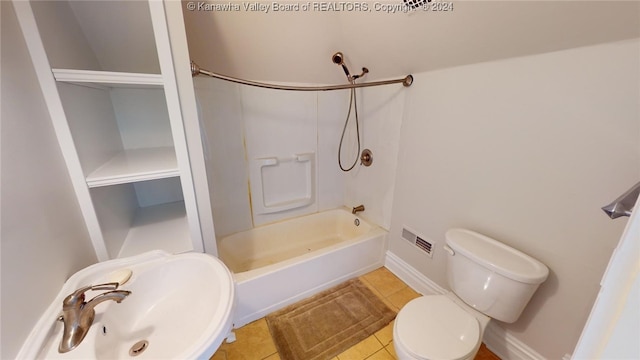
[218,208,387,327]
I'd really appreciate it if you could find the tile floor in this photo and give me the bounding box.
[210,267,501,360]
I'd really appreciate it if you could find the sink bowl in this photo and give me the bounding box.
[17,251,235,360]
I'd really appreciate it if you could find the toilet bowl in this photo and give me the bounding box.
[393,293,490,360]
[392,229,549,360]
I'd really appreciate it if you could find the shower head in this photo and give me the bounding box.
[332,52,344,65]
[332,52,352,80]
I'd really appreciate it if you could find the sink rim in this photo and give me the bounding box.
[17,250,235,360]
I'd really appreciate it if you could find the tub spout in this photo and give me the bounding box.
[601,181,640,219]
[352,205,365,214]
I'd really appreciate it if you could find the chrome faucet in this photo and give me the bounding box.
[352,204,365,214]
[58,282,131,353]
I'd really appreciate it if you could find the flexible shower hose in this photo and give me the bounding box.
[338,87,360,172]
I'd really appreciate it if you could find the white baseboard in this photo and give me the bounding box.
[384,250,546,360]
[384,250,447,295]
[483,322,547,360]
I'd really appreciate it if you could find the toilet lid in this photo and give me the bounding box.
[396,296,480,360]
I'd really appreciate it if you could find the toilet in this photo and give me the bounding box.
[393,228,549,360]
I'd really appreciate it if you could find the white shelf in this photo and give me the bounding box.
[117,201,192,258]
[52,69,163,88]
[86,147,179,187]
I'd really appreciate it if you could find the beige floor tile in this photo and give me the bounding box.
[382,298,400,313]
[223,319,278,360]
[366,348,396,360]
[360,277,400,312]
[385,342,398,359]
[210,349,228,360]
[337,335,383,360]
[362,268,407,297]
[359,277,385,298]
[374,320,394,346]
[386,286,421,309]
[263,352,281,360]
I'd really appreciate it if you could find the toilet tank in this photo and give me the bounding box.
[445,229,549,323]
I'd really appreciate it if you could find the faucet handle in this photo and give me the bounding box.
[63,282,120,308]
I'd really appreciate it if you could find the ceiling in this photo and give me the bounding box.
[182,0,640,84]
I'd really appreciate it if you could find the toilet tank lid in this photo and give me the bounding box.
[445,229,549,284]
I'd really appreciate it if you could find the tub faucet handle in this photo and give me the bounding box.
[352,205,365,214]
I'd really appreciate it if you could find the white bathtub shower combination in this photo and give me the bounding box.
[218,208,387,327]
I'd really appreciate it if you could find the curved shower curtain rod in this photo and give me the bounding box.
[190,61,413,91]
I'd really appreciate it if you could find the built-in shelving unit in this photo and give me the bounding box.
[52,69,164,88]
[14,0,213,261]
[86,147,179,187]
[118,201,190,258]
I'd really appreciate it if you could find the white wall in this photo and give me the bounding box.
[388,39,640,359]
[0,2,98,358]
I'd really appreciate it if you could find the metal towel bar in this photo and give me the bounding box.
[602,181,640,219]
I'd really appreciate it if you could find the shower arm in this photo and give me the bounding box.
[190,61,413,91]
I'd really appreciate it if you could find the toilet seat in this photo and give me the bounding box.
[395,295,480,360]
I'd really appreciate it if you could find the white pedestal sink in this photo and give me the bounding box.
[17,251,235,360]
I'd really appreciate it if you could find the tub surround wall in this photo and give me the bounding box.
[194,78,404,235]
[194,79,343,235]
[343,86,405,230]
[241,85,319,226]
[388,39,640,359]
[1,3,97,358]
[194,78,253,237]
[317,90,350,212]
